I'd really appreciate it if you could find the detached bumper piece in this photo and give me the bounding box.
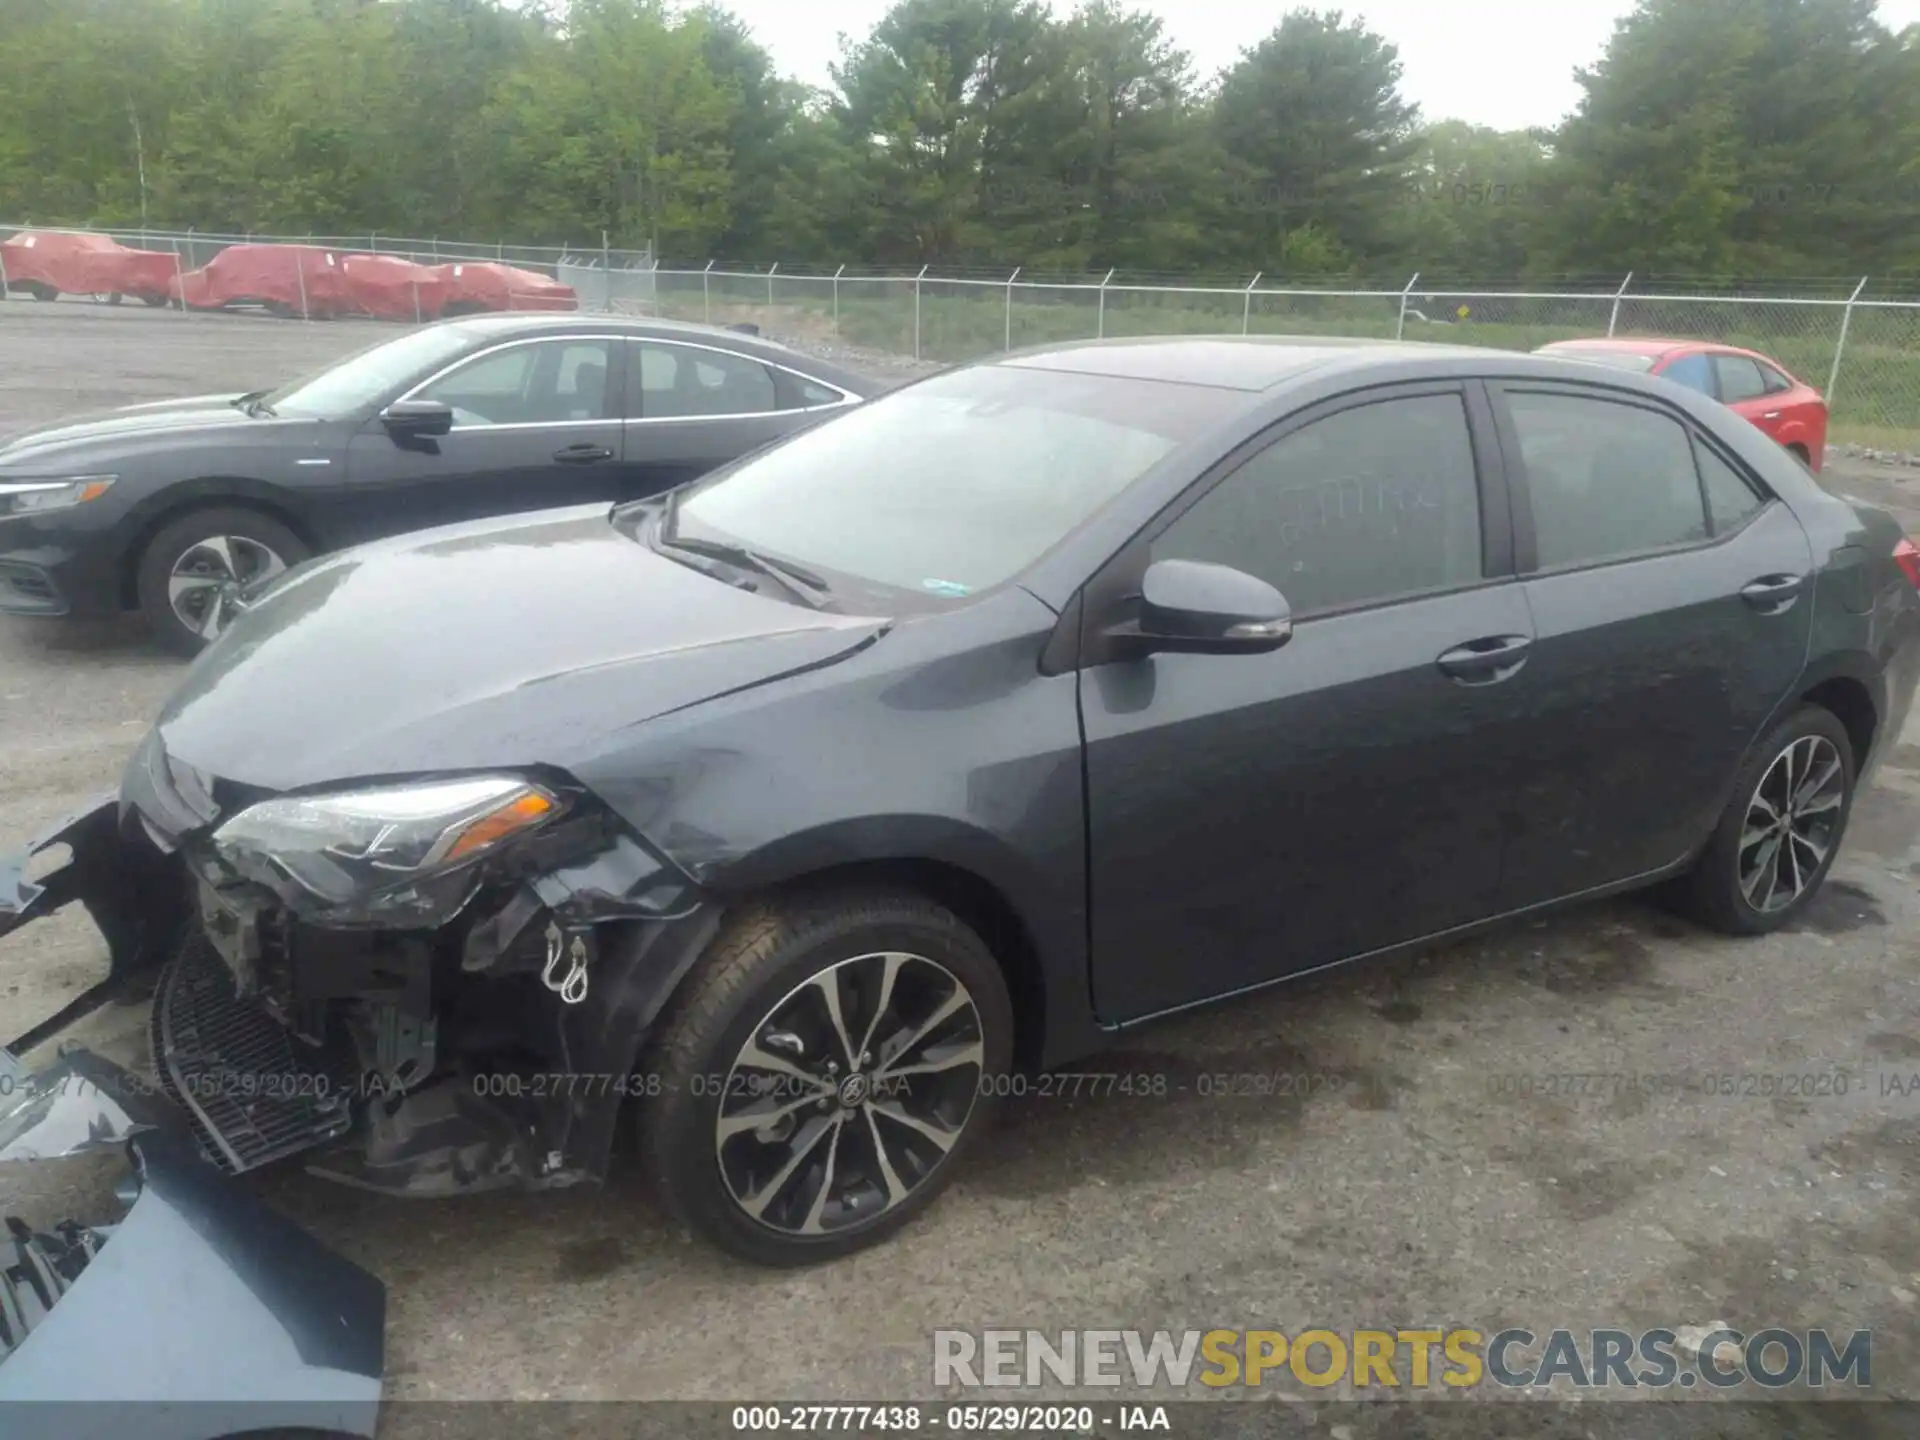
[151,928,358,1173]
[0,1050,386,1440]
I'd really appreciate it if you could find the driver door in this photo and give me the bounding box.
[336,336,625,543]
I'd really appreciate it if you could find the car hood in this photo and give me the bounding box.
[149,504,890,795]
[0,394,263,464]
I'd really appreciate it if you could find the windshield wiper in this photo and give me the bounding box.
[230,390,276,418]
[660,533,833,609]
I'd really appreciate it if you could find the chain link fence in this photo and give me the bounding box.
[5,224,1917,449]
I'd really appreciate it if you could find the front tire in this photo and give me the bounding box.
[134,506,309,655]
[640,889,1013,1266]
[1673,704,1856,934]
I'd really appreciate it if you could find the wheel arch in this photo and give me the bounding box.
[694,818,1098,1073]
[1800,672,1879,773]
[116,484,322,610]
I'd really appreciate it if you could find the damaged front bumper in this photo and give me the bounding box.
[4,791,721,1201]
[0,1046,385,1439]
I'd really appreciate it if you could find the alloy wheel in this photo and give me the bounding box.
[168,534,287,641]
[1738,734,1846,913]
[716,951,985,1237]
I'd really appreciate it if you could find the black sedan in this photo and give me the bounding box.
[5,335,1918,1295]
[0,314,874,651]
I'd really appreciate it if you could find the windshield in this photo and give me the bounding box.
[262,324,483,417]
[662,364,1239,601]
[1548,346,1660,373]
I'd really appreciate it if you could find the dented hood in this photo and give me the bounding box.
[149,504,888,792]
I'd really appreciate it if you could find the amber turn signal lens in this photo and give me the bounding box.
[441,790,555,863]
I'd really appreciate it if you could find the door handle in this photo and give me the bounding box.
[554,443,612,464]
[1740,573,1804,612]
[1762,410,1781,419]
[1436,634,1531,683]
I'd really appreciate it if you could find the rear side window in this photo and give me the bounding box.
[790,377,846,408]
[1505,391,1709,569]
[1694,439,1766,535]
[1151,392,1483,616]
[1658,353,1715,396]
[1759,362,1796,395]
[629,341,778,419]
[1712,354,1769,404]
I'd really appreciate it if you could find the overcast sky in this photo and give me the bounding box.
[720,0,1920,132]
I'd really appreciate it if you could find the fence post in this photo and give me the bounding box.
[1242,272,1262,335]
[295,253,309,323]
[1395,272,1421,341]
[412,279,421,325]
[497,240,504,261]
[171,238,185,313]
[1607,272,1634,337]
[1827,276,1869,404]
[832,263,844,336]
[602,231,611,313]
[767,261,778,309]
[1097,268,1115,339]
[370,231,378,255]
[1005,267,1020,351]
[0,244,9,305]
[914,264,928,360]
[431,236,439,262]
[703,259,714,324]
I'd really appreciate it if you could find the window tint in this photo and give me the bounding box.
[631,342,778,418]
[793,377,845,408]
[1695,439,1766,535]
[1150,393,1483,616]
[1759,363,1795,395]
[1713,354,1769,403]
[1507,392,1709,569]
[416,340,610,426]
[1659,353,1715,396]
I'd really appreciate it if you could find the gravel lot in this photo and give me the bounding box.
[7,302,1920,1427]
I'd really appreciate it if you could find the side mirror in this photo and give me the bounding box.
[1121,558,1292,656]
[379,399,454,439]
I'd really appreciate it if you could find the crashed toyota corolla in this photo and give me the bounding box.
[6,336,1920,1291]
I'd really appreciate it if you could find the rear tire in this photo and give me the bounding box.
[639,888,1012,1266]
[134,506,310,656]
[1670,705,1856,935]
[26,282,56,302]
[1786,442,1811,469]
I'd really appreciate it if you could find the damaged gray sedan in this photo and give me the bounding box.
[6,337,1920,1400]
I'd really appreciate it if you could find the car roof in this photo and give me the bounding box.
[1540,336,1697,356]
[438,312,873,389]
[990,334,1521,392]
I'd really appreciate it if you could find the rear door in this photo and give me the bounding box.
[617,339,854,501]
[1711,351,1789,443]
[1487,381,1814,906]
[1080,382,1539,1023]
[338,335,625,540]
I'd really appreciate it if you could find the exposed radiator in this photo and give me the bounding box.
[150,928,357,1174]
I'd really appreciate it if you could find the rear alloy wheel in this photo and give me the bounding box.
[1672,705,1855,934]
[641,891,1012,1265]
[135,507,310,655]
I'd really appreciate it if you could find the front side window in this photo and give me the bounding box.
[1506,391,1710,569]
[1150,393,1484,615]
[1658,352,1715,396]
[631,342,778,419]
[263,323,485,418]
[1712,354,1770,404]
[416,340,611,427]
[660,364,1239,601]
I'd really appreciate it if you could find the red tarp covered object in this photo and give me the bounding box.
[169,244,356,317]
[337,253,449,321]
[435,261,577,314]
[0,230,178,303]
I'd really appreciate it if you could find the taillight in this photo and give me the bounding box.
[1895,538,1920,591]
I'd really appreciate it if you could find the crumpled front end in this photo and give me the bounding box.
[3,733,723,1204]
[0,1048,385,1440]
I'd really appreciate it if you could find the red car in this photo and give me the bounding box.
[434,260,577,314]
[1,229,178,306]
[169,243,354,318]
[1537,338,1828,471]
[337,253,448,321]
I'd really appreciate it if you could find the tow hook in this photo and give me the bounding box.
[540,922,594,1005]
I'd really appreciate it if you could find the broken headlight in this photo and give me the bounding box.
[209,775,561,926]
